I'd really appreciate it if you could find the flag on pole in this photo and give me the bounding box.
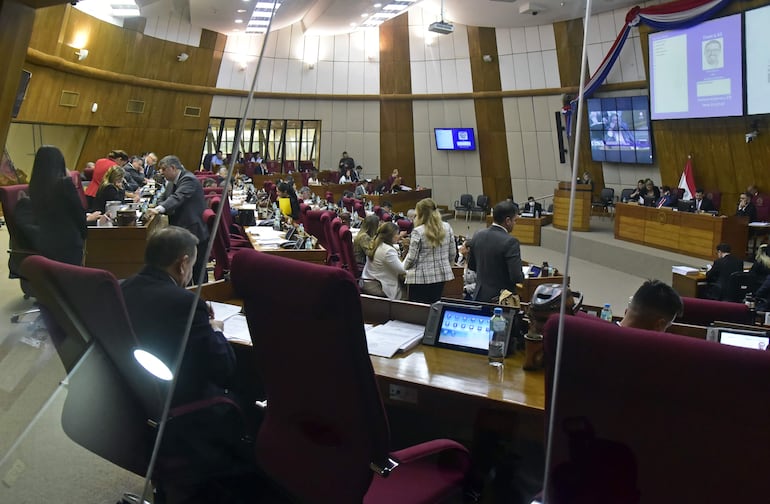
[678,156,696,200]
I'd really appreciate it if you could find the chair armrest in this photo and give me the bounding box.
[168,394,241,419]
[390,438,469,465]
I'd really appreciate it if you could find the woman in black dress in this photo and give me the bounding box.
[93,165,127,214]
[28,146,88,265]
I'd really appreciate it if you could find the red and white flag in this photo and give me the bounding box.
[678,156,696,200]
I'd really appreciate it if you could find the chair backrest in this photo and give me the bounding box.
[543,314,770,502]
[299,160,314,172]
[476,194,490,209]
[753,193,770,222]
[266,160,281,173]
[460,194,473,208]
[20,255,160,475]
[230,250,389,503]
[353,200,365,218]
[723,271,761,303]
[0,184,38,287]
[342,196,355,212]
[677,296,753,325]
[600,187,614,203]
[321,213,342,264]
[619,188,634,202]
[283,160,295,173]
[69,170,88,209]
[0,184,31,245]
[203,186,223,195]
[705,189,721,212]
[373,205,383,218]
[381,212,392,222]
[338,224,359,278]
[305,210,329,249]
[396,218,413,234]
[203,208,230,279]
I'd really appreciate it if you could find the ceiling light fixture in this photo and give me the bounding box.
[235,19,243,23]
[75,48,89,61]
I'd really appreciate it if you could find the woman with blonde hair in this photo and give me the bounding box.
[360,221,406,299]
[353,214,380,270]
[93,165,126,213]
[402,197,456,303]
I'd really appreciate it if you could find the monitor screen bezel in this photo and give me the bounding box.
[717,327,770,350]
[434,303,513,355]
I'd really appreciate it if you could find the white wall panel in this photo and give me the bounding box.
[425,60,443,94]
[348,62,365,94]
[510,27,527,54]
[263,29,278,58]
[300,66,319,94]
[267,99,285,118]
[349,31,365,61]
[363,62,380,94]
[409,26,427,61]
[285,60,303,93]
[503,98,521,132]
[256,58,275,92]
[524,26,541,52]
[440,60,459,94]
[539,25,556,51]
[597,12,617,43]
[507,132,526,178]
[532,96,552,132]
[496,29,512,56]
[456,59,473,93]
[298,100,316,119]
[334,34,350,62]
[274,27,292,59]
[315,61,334,94]
[346,102,364,132]
[521,131,541,180]
[210,96,226,117]
[438,30,455,60]
[411,61,428,94]
[499,54,516,91]
[453,25,470,59]
[527,52,546,89]
[413,102,429,132]
[318,35,335,61]
[271,59,289,92]
[513,53,531,90]
[332,61,349,94]
[542,50,560,88]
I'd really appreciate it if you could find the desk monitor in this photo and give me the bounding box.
[643,196,656,207]
[676,200,692,212]
[529,265,542,278]
[422,301,514,356]
[716,327,769,350]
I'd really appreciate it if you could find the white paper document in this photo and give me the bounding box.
[208,301,252,344]
[365,320,425,358]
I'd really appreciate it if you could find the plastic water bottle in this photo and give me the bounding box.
[600,303,613,322]
[488,307,507,367]
[298,224,305,236]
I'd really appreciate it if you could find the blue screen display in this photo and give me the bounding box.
[435,128,476,151]
[437,308,491,351]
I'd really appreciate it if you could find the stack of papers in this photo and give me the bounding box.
[365,320,425,358]
[672,266,699,275]
[209,301,251,345]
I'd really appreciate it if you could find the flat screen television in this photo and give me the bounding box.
[745,4,770,115]
[649,13,743,120]
[434,128,476,151]
[587,96,653,164]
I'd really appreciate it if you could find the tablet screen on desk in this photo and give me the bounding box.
[718,328,769,350]
[437,307,492,354]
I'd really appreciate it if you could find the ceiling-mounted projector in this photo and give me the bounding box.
[428,21,454,34]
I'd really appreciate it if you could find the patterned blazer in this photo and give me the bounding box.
[403,222,456,285]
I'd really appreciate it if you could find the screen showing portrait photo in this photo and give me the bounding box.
[434,128,476,151]
[587,96,653,164]
[437,308,491,351]
[649,13,743,120]
[745,4,770,115]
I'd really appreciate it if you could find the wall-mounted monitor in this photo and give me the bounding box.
[434,128,476,151]
[745,4,770,115]
[587,96,653,164]
[649,13,743,120]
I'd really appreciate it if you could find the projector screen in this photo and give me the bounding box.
[746,4,770,115]
[649,13,743,120]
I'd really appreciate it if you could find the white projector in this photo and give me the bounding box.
[428,21,454,35]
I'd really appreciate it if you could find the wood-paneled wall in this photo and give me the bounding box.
[468,26,512,205]
[379,15,415,186]
[0,0,35,150]
[14,4,223,170]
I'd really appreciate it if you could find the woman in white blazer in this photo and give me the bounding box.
[403,198,456,303]
[361,222,405,299]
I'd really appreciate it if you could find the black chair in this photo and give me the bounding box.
[470,194,490,221]
[723,271,762,303]
[453,194,473,221]
[591,187,615,217]
[619,188,634,203]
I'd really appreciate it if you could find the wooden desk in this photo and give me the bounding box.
[485,214,553,246]
[244,226,327,265]
[364,189,432,214]
[84,213,161,278]
[553,182,591,232]
[615,203,749,260]
[672,271,707,298]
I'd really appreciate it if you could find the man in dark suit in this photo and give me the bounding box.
[523,196,543,216]
[655,185,676,208]
[690,188,715,213]
[150,155,210,283]
[467,201,524,302]
[736,192,758,222]
[705,242,744,300]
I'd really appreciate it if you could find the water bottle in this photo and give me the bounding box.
[298,224,305,236]
[600,303,613,322]
[488,307,507,367]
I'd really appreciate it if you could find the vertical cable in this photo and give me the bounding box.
[541,0,593,501]
[138,2,280,501]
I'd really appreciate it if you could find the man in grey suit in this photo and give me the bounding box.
[149,155,210,283]
[468,201,524,302]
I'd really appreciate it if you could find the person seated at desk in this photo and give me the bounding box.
[522,196,542,216]
[457,240,477,300]
[354,179,368,199]
[339,168,356,184]
[690,188,715,213]
[749,243,770,284]
[354,214,380,270]
[298,186,313,204]
[307,168,321,185]
[276,181,300,221]
[620,280,683,332]
[628,179,645,203]
[123,156,147,192]
[737,192,758,222]
[643,179,660,204]
[705,242,744,300]
[655,186,676,208]
[93,165,127,214]
[360,221,406,299]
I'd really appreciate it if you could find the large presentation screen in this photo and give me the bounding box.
[746,4,770,115]
[587,96,653,164]
[649,14,743,120]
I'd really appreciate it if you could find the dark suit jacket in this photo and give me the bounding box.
[93,184,126,213]
[34,178,87,266]
[467,224,524,302]
[706,253,744,300]
[690,197,715,213]
[523,201,542,215]
[158,169,209,243]
[121,266,236,406]
[737,203,757,222]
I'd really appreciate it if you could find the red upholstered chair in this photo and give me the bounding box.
[242,162,256,177]
[299,160,314,172]
[397,219,413,234]
[753,193,770,222]
[304,210,329,250]
[330,171,341,183]
[705,189,721,212]
[283,160,295,173]
[381,212,392,222]
[69,170,88,209]
[373,205,383,218]
[325,191,334,204]
[300,172,311,187]
[266,160,281,174]
[209,196,250,247]
[354,200,366,218]
[230,250,471,503]
[321,213,342,266]
[342,196,355,212]
[203,208,246,280]
[203,186,223,195]
[543,314,770,503]
[338,224,359,278]
[677,296,753,325]
[21,256,250,501]
[0,184,38,298]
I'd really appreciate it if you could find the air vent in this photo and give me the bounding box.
[59,91,79,107]
[184,106,201,117]
[126,100,145,114]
